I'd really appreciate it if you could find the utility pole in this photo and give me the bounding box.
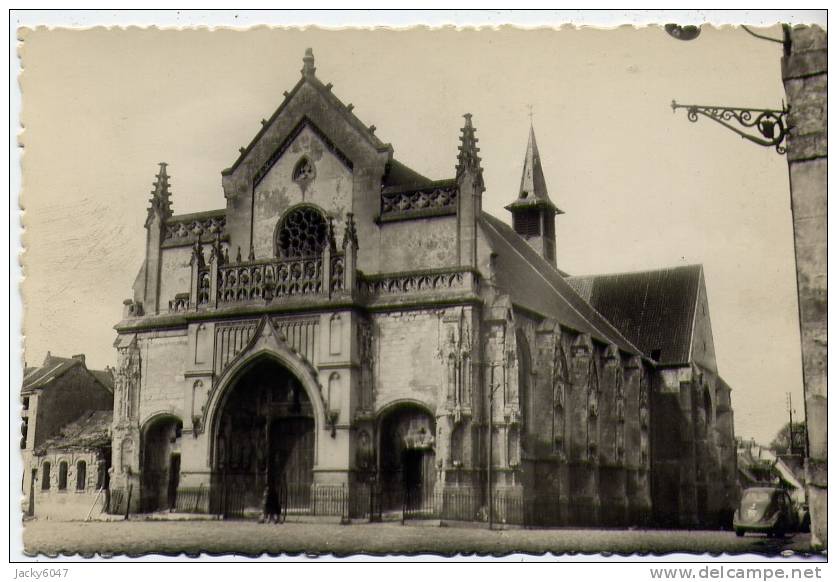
[786,392,795,455]
[487,362,502,531]
[488,363,494,531]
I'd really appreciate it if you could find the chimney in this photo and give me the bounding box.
[71,354,86,366]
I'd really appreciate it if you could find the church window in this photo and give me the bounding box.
[76,461,87,491]
[58,461,68,490]
[42,462,51,490]
[275,206,329,259]
[293,157,316,183]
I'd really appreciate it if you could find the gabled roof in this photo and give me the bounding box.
[480,212,641,355]
[223,48,392,177]
[35,410,113,454]
[567,265,703,365]
[22,354,114,395]
[22,356,80,394]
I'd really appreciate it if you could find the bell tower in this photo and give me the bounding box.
[505,124,563,266]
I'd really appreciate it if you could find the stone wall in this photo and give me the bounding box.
[372,309,446,413]
[379,216,459,273]
[159,246,193,312]
[782,24,827,551]
[137,332,190,426]
[252,126,353,258]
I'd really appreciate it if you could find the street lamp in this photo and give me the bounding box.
[670,101,789,153]
[666,23,790,154]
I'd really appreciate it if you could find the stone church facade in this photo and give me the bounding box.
[110,49,737,527]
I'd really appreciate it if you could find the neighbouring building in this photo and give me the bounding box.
[781,24,827,550]
[109,49,737,527]
[21,353,114,517]
[31,410,113,520]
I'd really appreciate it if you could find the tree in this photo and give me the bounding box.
[769,421,807,454]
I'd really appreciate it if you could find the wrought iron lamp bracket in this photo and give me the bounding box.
[671,100,789,154]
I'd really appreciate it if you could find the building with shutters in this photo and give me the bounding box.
[109,49,737,527]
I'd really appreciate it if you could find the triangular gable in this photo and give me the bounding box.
[253,116,353,188]
[687,267,718,372]
[222,57,392,182]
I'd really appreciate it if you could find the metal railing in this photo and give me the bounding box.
[129,482,641,528]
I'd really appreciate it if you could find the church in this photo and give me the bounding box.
[109,49,737,527]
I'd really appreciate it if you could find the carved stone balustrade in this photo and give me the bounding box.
[163,210,227,248]
[380,181,458,222]
[358,267,480,306]
[191,250,351,311]
[169,292,190,313]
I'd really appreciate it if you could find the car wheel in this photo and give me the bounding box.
[735,529,744,538]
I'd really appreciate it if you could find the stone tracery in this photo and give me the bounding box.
[275,206,329,259]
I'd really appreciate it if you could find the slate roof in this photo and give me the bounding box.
[480,212,642,355]
[35,410,113,454]
[382,159,434,192]
[22,354,114,395]
[567,265,703,365]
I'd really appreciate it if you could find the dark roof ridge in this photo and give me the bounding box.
[568,263,703,280]
[22,354,114,394]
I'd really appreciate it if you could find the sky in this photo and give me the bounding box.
[17,24,804,444]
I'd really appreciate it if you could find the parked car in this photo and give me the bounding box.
[734,487,797,537]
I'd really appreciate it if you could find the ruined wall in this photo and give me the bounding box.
[32,450,106,520]
[782,24,827,551]
[33,366,113,449]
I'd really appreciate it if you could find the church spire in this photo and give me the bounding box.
[510,124,557,211]
[147,162,173,223]
[506,124,562,266]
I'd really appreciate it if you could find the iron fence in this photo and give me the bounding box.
[205,482,349,520]
[136,482,617,528]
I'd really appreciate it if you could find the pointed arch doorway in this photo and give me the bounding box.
[213,357,315,516]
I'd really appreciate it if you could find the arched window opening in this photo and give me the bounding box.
[76,460,87,491]
[58,461,68,490]
[275,206,328,259]
[42,462,51,491]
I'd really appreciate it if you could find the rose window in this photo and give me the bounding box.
[276,206,328,258]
